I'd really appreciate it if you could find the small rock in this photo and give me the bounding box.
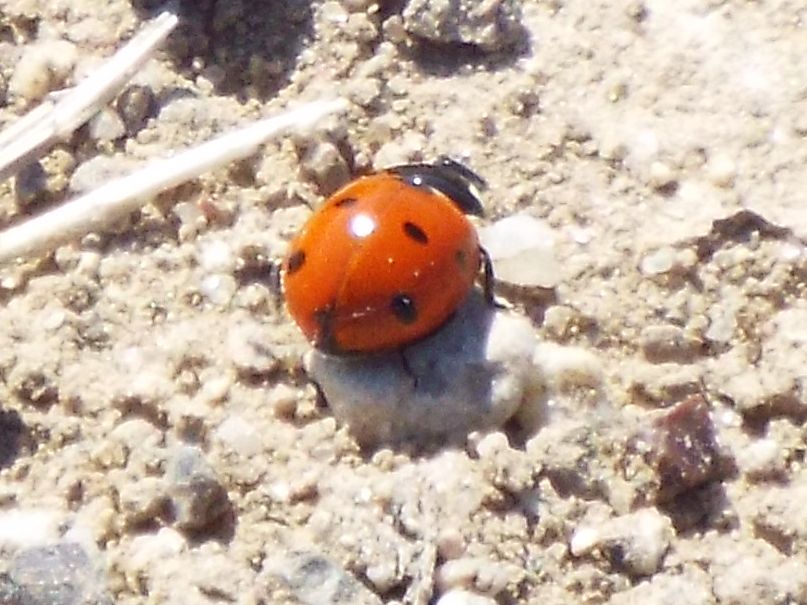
[639,247,676,276]
[436,557,522,594]
[0,509,63,551]
[115,85,156,135]
[200,274,238,306]
[570,508,673,576]
[197,239,237,274]
[638,394,725,502]
[214,416,263,458]
[14,161,48,209]
[309,291,540,446]
[706,152,736,187]
[736,438,786,480]
[299,141,351,197]
[260,551,382,605]
[403,0,524,52]
[532,342,603,395]
[479,214,561,288]
[118,477,167,526]
[647,161,677,191]
[9,39,78,102]
[640,324,704,364]
[165,446,230,532]
[9,542,110,605]
[88,107,125,143]
[69,155,140,195]
[436,590,497,605]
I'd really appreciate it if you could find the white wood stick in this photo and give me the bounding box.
[0,98,348,265]
[0,11,179,182]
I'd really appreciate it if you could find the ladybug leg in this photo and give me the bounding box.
[397,349,419,390]
[479,246,496,307]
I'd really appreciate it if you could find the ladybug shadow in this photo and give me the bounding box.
[308,289,540,452]
[130,0,313,101]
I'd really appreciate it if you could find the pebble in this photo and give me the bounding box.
[0,509,63,551]
[9,39,78,102]
[639,247,676,276]
[736,438,786,480]
[570,508,673,576]
[647,161,677,191]
[706,152,736,187]
[69,155,140,195]
[165,446,230,532]
[402,0,524,52]
[640,324,703,364]
[118,476,166,526]
[435,557,521,594]
[88,107,125,143]
[638,394,724,502]
[115,85,156,135]
[260,551,382,605]
[436,590,497,605]
[478,214,561,288]
[14,161,48,209]
[532,342,603,394]
[8,541,110,605]
[299,141,351,197]
[214,416,263,457]
[308,291,540,446]
[200,274,238,306]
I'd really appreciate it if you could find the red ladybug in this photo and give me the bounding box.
[282,157,493,354]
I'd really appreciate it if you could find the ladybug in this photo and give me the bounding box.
[282,157,494,354]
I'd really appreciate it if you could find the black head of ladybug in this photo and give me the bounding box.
[387,156,487,217]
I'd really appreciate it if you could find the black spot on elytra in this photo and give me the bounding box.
[403,221,429,244]
[333,197,358,208]
[390,293,418,324]
[286,250,306,275]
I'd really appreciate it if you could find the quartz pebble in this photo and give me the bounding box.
[570,508,673,576]
[309,292,540,446]
[402,0,524,51]
[479,214,561,288]
[0,509,63,550]
[9,39,78,102]
[165,446,230,532]
[214,416,263,458]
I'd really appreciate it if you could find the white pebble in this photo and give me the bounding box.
[200,274,237,306]
[648,161,677,190]
[479,214,561,288]
[706,152,736,187]
[198,239,236,274]
[737,438,785,479]
[88,107,125,142]
[0,509,63,550]
[570,509,672,576]
[533,342,603,393]
[214,416,263,457]
[640,247,676,276]
[9,39,78,102]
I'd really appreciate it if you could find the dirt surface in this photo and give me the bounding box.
[1,1,806,604]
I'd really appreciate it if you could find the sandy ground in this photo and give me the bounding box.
[1,0,807,604]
